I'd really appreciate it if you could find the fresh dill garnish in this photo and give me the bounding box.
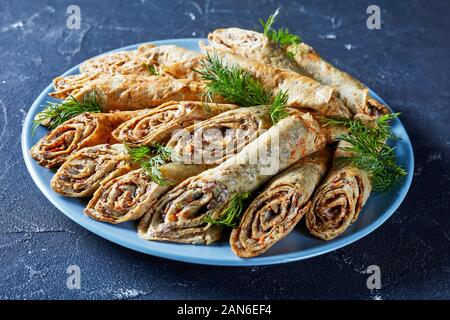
[322,113,406,192]
[127,144,175,186]
[128,145,152,162]
[286,45,301,60]
[195,54,290,123]
[201,101,212,113]
[260,8,278,38]
[145,63,159,75]
[203,192,251,228]
[260,8,302,47]
[33,90,101,133]
[269,91,289,124]
[141,156,168,186]
[195,53,271,108]
[286,49,296,60]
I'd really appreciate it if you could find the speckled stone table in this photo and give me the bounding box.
[0,0,449,300]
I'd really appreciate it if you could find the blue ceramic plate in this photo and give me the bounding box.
[21,38,414,266]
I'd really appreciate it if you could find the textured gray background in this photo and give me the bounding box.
[0,0,449,299]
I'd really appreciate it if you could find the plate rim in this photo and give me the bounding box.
[21,38,414,266]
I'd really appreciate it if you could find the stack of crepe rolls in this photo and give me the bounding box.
[206,27,387,118]
[51,144,134,198]
[112,101,238,147]
[167,106,273,166]
[31,111,140,168]
[166,46,352,118]
[85,163,210,224]
[28,39,394,258]
[305,141,372,240]
[138,112,342,244]
[51,51,150,98]
[52,44,202,98]
[230,149,332,257]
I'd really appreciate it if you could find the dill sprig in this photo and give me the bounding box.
[260,8,302,48]
[323,113,406,192]
[127,144,175,186]
[145,63,159,75]
[269,91,289,124]
[195,53,271,108]
[203,192,251,228]
[33,90,101,133]
[128,146,151,162]
[195,54,289,123]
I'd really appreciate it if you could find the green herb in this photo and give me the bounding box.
[127,144,175,185]
[203,192,251,228]
[260,8,302,47]
[33,90,101,133]
[286,45,300,59]
[269,91,289,124]
[286,49,296,59]
[201,101,212,113]
[195,53,271,108]
[323,113,406,192]
[141,156,169,186]
[195,54,291,124]
[128,146,152,162]
[145,63,159,75]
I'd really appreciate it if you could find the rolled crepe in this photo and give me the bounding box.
[51,144,133,197]
[50,75,205,111]
[288,42,388,117]
[51,73,99,100]
[138,112,342,244]
[162,57,205,81]
[112,101,238,147]
[53,52,150,98]
[136,44,201,66]
[166,106,272,165]
[79,50,150,76]
[306,142,372,240]
[85,163,209,224]
[53,45,201,96]
[230,149,331,257]
[207,28,386,118]
[80,44,197,75]
[169,47,351,118]
[31,111,137,168]
[207,27,307,74]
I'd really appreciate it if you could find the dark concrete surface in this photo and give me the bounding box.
[0,0,449,299]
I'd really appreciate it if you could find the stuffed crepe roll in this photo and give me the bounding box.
[207,27,306,74]
[136,44,201,66]
[138,112,342,244]
[166,106,272,166]
[305,142,372,240]
[49,75,205,111]
[206,27,386,118]
[53,45,201,96]
[162,57,205,81]
[52,52,150,98]
[84,163,209,224]
[31,111,138,168]
[112,101,238,147]
[51,144,133,197]
[288,42,388,118]
[230,149,331,257]
[168,48,351,118]
[79,50,150,76]
[80,44,199,75]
